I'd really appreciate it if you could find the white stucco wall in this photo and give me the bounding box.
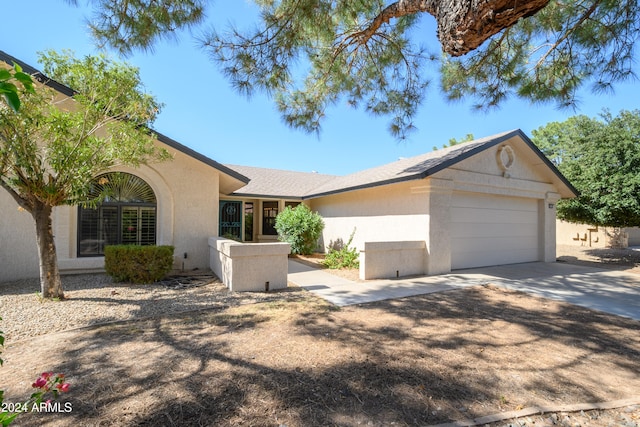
[359,240,426,280]
[556,220,640,248]
[309,137,566,275]
[0,140,225,283]
[309,180,430,253]
[0,190,39,282]
[209,237,290,291]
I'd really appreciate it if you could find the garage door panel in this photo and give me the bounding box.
[451,192,540,269]
[452,193,537,210]
[452,223,538,239]
[452,247,540,269]
[452,235,539,252]
[451,207,538,224]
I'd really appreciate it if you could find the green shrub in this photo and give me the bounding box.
[275,204,324,255]
[104,245,174,283]
[323,229,359,269]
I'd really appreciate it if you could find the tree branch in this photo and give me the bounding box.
[0,176,33,213]
[534,1,600,70]
[356,0,550,56]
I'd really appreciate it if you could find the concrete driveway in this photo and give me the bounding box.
[457,262,640,321]
[288,260,640,321]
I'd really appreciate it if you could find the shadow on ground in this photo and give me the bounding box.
[4,283,639,427]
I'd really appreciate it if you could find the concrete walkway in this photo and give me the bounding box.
[288,259,490,306]
[288,260,640,321]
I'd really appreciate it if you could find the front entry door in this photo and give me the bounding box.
[219,200,242,241]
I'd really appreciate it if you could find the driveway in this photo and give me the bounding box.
[458,262,640,320]
[288,260,640,320]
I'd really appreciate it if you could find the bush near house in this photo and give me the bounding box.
[105,245,174,283]
[275,204,324,255]
[323,229,359,269]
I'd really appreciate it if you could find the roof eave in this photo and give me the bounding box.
[304,129,579,199]
[303,173,426,199]
[0,49,249,187]
[230,192,305,200]
[515,130,579,198]
[155,132,249,184]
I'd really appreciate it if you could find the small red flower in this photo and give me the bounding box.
[56,382,70,393]
[41,372,54,380]
[32,377,47,388]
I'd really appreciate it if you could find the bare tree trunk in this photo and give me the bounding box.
[32,202,64,299]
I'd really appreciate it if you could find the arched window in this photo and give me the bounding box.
[78,172,157,256]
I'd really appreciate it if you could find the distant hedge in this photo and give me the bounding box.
[104,245,174,283]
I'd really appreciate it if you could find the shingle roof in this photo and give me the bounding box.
[0,50,249,187]
[226,165,338,199]
[228,129,577,199]
[305,131,517,198]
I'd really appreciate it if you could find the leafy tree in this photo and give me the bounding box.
[0,62,34,111]
[532,109,640,227]
[0,50,169,299]
[71,0,638,138]
[275,204,324,255]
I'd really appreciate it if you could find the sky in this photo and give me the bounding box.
[1,1,638,176]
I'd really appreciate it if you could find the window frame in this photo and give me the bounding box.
[77,172,157,257]
[262,201,279,236]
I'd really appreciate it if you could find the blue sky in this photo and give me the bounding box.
[2,1,638,176]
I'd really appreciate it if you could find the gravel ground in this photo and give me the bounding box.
[1,256,639,426]
[0,271,307,342]
[486,405,640,427]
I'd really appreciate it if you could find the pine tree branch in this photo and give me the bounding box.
[356,0,550,56]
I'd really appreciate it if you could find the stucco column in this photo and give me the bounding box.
[424,178,454,275]
[542,192,561,262]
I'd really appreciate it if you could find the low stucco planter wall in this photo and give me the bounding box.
[209,237,290,292]
[359,241,426,280]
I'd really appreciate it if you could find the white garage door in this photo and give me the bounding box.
[451,192,540,269]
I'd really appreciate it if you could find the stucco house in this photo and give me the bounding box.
[227,132,577,276]
[0,51,577,283]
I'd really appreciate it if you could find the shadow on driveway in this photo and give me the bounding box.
[290,260,640,321]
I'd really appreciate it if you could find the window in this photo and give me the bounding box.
[262,201,279,235]
[78,172,156,256]
[244,202,254,241]
[285,201,300,209]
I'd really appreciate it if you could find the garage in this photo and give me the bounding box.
[451,192,541,269]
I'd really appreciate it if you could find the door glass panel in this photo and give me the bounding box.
[244,202,254,242]
[262,201,278,235]
[219,201,242,240]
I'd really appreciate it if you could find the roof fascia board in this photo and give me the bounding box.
[417,130,521,179]
[302,174,426,200]
[515,129,580,197]
[0,50,74,97]
[304,129,578,199]
[229,193,304,200]
[154,132,248,183]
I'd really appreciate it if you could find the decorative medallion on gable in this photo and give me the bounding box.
[497,145,515,178]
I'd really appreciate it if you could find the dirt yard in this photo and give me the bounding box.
[0,246,639,427]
